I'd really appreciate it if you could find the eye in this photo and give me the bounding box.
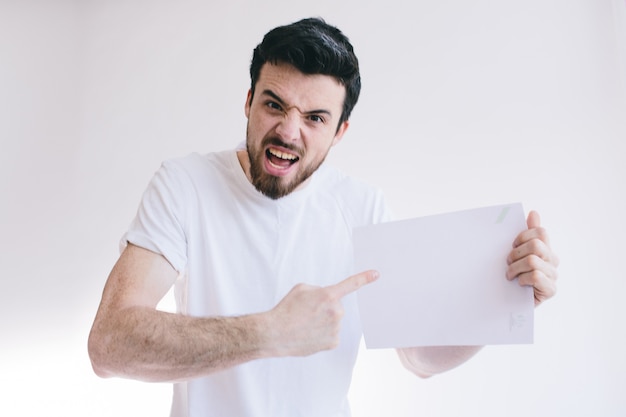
[266,101,282,111]
[308,114,325,124]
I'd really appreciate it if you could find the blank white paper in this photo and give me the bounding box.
[354,203,534,348]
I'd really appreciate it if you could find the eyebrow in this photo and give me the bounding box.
[261,89,333,118]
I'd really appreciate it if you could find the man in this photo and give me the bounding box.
[88,18,559,417]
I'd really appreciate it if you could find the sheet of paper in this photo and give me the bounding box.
[354,203,533,348]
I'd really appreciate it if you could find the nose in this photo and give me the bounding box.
[275,110,301,143]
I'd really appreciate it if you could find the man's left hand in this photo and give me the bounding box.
[506,210,559,306]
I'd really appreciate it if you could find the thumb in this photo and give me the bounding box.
[527,210,541,229]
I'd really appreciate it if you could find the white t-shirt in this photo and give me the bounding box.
[124,150,391,417]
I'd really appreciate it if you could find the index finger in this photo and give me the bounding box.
[326,270,380,299]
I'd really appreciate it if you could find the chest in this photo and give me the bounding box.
[181,191,355,316]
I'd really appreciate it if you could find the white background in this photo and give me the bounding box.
[1,0,625,416]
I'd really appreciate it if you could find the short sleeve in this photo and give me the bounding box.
[121,160,190,272]
[367,187,394,225]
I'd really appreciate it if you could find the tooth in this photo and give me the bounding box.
[270,149,296,160]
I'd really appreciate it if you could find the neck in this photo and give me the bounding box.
[236,150,253,183]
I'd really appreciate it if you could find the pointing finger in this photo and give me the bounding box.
[327,270,379,299]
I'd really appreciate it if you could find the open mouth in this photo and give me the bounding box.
[266,147,299,169]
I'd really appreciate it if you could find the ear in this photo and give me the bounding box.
[244,89,252,119]
[331,120,350,147]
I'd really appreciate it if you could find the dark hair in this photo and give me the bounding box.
[249,18,361,129]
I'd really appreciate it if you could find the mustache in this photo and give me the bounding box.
[262,136,304,156]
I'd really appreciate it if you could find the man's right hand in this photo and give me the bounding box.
[263,270,379,357]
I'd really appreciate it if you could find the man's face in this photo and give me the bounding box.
[242,62,349,199]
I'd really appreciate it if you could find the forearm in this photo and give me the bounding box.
[396,345,483,378]
[88,306,271,383]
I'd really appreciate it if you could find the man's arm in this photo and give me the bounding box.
[396,346,483,378]
[88,243,378,382]
[396,210,559,378]
[87,243,268,382]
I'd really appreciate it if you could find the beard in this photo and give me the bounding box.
[246,129,328,200]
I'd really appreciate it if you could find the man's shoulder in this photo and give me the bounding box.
[314,164,390,225]
[317,164,381,197]
[159,150,236,181]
